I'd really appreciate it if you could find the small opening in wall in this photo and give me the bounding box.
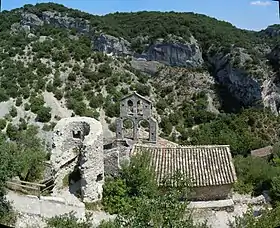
[96,174,103,182]
[72,130,82,139]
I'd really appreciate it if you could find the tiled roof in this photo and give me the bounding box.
[132,144,237,187]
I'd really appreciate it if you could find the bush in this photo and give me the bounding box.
[102,178,130,214]
[46,82,54,92]
[271,176,280,203]
[15,97,23,106]
[0,119,6,130]
[30,95,45,113]
[234,156,280,195]
[24,103,30,111]
[101,151,201,227]
[36,106,52,122]
[68,72,76,81]
[9,106,17,118]
[0,88,9,102]
[6,123,18,140]
[54,89,63,100]
[46,212,91,228]
[108,122,116,132]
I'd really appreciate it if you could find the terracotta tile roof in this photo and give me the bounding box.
[132,144,237,187]
[251,146,273,158]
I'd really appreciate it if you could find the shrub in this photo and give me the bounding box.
[9,106,17,118]
[234,156,280,195]
[6,123,18,140]
[15,97,23,107]
[101,152,200,227]
[36,106,52,123]
[46,82,54,92]
[102,178,130,214]
[46,212,91,228]
[0,119,6,130]
[30,95,45,113]
[24,103,30,111]
[54,89,63,100]
[68,72,76,81]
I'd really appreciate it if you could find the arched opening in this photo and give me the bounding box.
[138,119,150,141]
[127,100,134,115]
[123,118,134,139]
[137,100,143,116]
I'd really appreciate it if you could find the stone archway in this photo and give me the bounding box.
[123,118,134,139]
[138,119,150,141]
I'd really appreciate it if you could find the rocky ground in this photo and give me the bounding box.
[9,190,269,228]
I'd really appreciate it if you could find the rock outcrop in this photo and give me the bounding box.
[21,11,90,33]
[93,33,132,55]
[51,117,104,203]
[209,52,262,108]
[259,25,280,37]
[262,78,280,115]
[144,36,203,67]
[15,8,280,115]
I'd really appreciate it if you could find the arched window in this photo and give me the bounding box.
[137,100,143,116]
[123,118,134,139]
[138,119,150,141]
[127,100,133,115]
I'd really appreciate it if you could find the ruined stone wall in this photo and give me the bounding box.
[51,117,104,202]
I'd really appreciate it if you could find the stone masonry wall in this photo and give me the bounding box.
[192,184,233,201]
[51,117,104,203]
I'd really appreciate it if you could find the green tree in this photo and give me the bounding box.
[13,126,47,181]
[0,119,6,130]
[101,151,205,228]
[6,123,18,140]
[36,106,52,123]
[46,212,91,228]
[9,106,17,118]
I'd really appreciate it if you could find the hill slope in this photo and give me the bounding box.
[0,3,280,155]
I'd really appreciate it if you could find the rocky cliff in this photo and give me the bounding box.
[14,7,280,116]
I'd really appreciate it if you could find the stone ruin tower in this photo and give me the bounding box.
[116,91,157,143]
[50,117,104,203]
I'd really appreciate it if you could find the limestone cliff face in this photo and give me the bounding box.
[262,46,280,115]
[208,52,262,107]
[21,11,90,33]
[93,33,132,55]
[259,25,280,38]
[18,10,203,68]
[262,78,280,115]
[144,37,203,68]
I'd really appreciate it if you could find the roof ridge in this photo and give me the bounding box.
[135,144,230,149]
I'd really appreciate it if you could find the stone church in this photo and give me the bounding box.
[115,91,157,143]
[112,92,237,201]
